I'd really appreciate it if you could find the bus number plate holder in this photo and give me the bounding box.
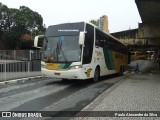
[54,73,60,76]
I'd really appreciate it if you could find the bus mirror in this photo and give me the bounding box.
[34,35,44,48]
[79,32,85,45]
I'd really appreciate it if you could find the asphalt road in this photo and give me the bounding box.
[0,74,125,120]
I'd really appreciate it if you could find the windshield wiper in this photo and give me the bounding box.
[55,40,69,63]
[42,38,48,58]
[56,40,62,55]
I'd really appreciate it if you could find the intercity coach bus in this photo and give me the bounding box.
[34,22,129,82]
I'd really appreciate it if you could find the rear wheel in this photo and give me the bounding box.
[119,66,124,76]
[93,67,100,82]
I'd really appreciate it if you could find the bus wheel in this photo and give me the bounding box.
[119,66,123,76]
[61,79,69,82]
[93,67,100,82]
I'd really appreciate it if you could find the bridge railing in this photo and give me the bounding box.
[0,50,41,61]
[0,60,41,81]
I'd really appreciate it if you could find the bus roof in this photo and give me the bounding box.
[47,21,126,47]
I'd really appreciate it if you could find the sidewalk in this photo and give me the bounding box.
[75,72,160,120]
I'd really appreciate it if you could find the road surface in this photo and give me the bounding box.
[0,74,125,120]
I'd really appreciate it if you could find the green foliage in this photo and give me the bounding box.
[90,20,98,27]
[3,31,18,49]
[0,2,46,49]
[18,34,34,49]
[20,40,33,49]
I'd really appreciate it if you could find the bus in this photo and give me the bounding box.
[34,22,129,82]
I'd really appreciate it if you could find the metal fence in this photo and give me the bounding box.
[0,50,42,81]
[0,50,41,61]
[0,60,41,81]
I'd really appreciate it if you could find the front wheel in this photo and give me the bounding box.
[92,67,100,82]
[61,79,69,82]
[119,66,124,76]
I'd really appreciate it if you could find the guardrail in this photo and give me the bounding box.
[0,60,41,81]
[0,50,41,61]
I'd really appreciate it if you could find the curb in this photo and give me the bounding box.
[0,76,42,85]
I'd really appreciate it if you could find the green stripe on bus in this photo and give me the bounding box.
[103,49,115,70]
[62,63,72,69]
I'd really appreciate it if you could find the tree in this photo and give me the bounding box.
[90,20,98,27]
[0,2,9,49]
[19,34,33,49]
[0,2,46,49]
[19,6,44,32]
[0,3,9,31]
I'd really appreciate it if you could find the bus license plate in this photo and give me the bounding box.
[54,73,60,76]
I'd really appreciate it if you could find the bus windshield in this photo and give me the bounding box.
[42,35,81,63]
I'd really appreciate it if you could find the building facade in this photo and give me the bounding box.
[98,15,109,33]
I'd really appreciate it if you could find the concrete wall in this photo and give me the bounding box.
[147,38,160,45]
[112,29,146,46]
[138,23,160,38]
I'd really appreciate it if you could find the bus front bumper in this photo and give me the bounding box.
[42,68,86,79]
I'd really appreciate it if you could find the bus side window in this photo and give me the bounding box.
[96,29,105,48]
[95,30,100,47]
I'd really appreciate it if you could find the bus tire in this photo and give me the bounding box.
[119,66,123,76]
[61,79,68,82]
[93,66,100,82]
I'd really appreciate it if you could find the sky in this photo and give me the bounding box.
[0,0,142,33]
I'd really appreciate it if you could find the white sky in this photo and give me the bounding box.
[0,0,142,33]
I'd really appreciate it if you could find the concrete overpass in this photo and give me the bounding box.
[135,0,160,53]
[136,0,160,24]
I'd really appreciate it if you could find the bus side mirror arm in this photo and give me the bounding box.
[34,35,44,48]
[79,32,85,45]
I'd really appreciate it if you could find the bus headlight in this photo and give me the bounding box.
[41,64,46,68]
[69,65,82,69]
